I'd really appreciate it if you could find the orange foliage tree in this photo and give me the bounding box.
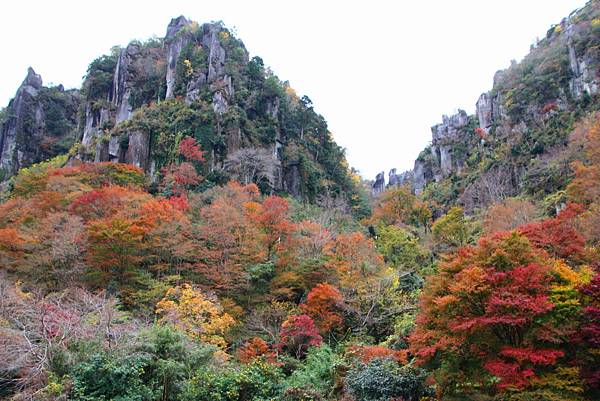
[236,337,276,364]
[192,183,263,293]
[246,195,295,260]
[369,186,431,229]
[324,232,384,289]
[86,217,146,296]
[300,283,345,335]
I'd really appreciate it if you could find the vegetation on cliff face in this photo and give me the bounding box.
[397,1,600,218]
[2,2,600,401]
[75,19,366,214]
[1,18,368,219]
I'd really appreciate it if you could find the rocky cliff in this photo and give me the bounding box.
[1,17,362,208]
[0,68,79,179]
[382,1,600,211]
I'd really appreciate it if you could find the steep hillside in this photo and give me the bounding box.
[381,1,600,213]
[0,17,365,211]
[2,4,600,401]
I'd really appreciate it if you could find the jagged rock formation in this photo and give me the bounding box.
[0,68,79,178]
[372,171,385,194]
[165,16,191,99]
[1,17,361,208]
[430,110,471,178]
[388,168,412,188]
[73,16,353,201]
[382,109,475,196]
[380,2,600,209]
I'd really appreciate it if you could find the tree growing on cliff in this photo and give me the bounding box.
[224,147,280,190]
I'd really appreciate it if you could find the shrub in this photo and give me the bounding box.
[183,360,283,401]
[345,358,432,401]
[71,353,156,401]
[285,345,341,398]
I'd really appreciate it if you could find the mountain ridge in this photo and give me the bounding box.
[0,16,366,213]
[376,2,600,213]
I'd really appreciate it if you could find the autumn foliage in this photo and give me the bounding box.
[156,283,235,350]
[300,283,345,335]
[519,203,586,262]
[277,314,323,358]
[237,337,276,364]
[409,227,592,399]
[2,143,598,401]
[347,345,408,364]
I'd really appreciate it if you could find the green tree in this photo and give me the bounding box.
[432,206,469,252]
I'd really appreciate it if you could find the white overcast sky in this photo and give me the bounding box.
[0,0,587,178]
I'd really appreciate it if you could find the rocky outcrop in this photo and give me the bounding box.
[388,168,412,188]
[0,68,78,177]
[283,164,301,197]
[567,34,599,98]
[165,16,192,99]
[202,23,227,83]
[381,7,600,199]
[1,17,358,205]
[123,131,150,169]
[112,45,135,124]
[372,171,385,195]
[379,110,472,194]
[476,93,493,131]
[82,41,163,167]
[430,110,470,179]
[412,161,426,195]
[182,22,236,107]
[70,16,316,197]
[0,68,43,175]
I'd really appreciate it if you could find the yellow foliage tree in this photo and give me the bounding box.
[156,283,235,350]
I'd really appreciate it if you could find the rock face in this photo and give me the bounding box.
[0,68,43,175]
[567,29,599,98]
[372,171,385,194]
[80,38,167,170]
[1,16,354,203]
[0,68,78,177]
[388,168,412,188]
[476,93,494,131]
[76,17,250,175]
[412,161,426,195]
[430,110,469,179]
[165,16,191,99]
[378,110,472,195]
[112,46,135,124]
[380,4,600,203]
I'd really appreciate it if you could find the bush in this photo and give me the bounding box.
[183,360,283,401]
[71,353,156,401]
[284,345,341,398]
[345,359,432,401]
[70,326,216,401]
